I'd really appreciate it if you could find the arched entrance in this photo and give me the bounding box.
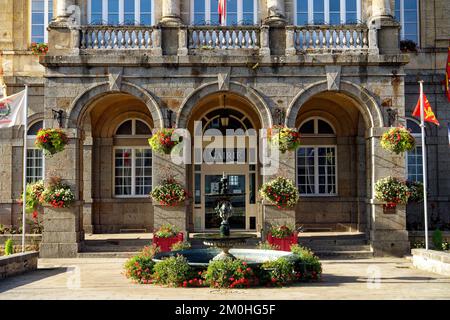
[185,92,265,232]
[78,91,157,233]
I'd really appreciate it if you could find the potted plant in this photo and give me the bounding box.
[148,128,181,155]
[30,42,49,55]
[150,178,188,206]
[267,224,298,251]
[35,128,69,156]
[400,40,418,53]
[40,177,75,208]
[267,125,301,153]
[380,126,415,154]
[259,176,300,209]
[152,224,184,252]
[375,176,410,211]
[406,180,424,203]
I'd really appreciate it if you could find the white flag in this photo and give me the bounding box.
[0,89,26,128]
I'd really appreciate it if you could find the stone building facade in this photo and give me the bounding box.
[0,0,448,257]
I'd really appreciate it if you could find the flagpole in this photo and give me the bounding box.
[418,80,429,250]
[21,85,28,253]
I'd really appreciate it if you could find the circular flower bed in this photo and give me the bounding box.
[375,176,410,209]
[40,177,75,208]
[148,128,181,155]
[380,127,415,154]
[406,180,424,203]
[150,178,187,206]
[124,243,322,288]
[35,128,69,156]
[260,177,299,209]
[267,126,301,153]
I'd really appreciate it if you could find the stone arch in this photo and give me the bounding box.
[285,80,384,129]
[176,81,273,129]
[68,81,164,129]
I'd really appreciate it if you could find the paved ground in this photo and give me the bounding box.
[0,257,449,299]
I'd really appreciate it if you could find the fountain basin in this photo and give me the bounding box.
[153,248,298,268]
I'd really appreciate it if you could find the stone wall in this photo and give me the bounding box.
[0,251,39,280]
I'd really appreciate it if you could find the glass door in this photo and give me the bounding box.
[204,174,246,229]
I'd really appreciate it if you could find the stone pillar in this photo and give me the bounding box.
[161,0,181,26]
[371,0,392,17]
[47,0,79,56]
[367,127,410,257]
[55,0,76,21]
[40,128,83,258]
[261,147,297,238]
[259,25,271,56]
[152,152,188,235]
[265,0,286,25]
[285,26,296,56]
[368,0,400,54]
[177,26,188,56]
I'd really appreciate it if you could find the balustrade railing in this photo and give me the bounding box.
[290,25,370,52]
[188,26,260,50]
[80,26,161,50]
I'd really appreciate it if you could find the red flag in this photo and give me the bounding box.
[218,0,226,25]
[445,45,450,102]
[412,93,440,126]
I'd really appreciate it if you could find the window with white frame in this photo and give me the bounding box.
[31,0,53,43]
[88,0,154,25]
[26,120,44,183]
[114,119,152,197]
[297,118,337,195]
[394,0,419,44]
[294,0,361,25]
[191,0,257,25]
[406,118,423,182]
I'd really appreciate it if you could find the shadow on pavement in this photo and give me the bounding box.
[0,267,67,293]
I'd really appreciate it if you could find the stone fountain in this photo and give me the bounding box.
[153,173,296,266]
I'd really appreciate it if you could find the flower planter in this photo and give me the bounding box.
[153,233,184,252]
[267,232,298,251]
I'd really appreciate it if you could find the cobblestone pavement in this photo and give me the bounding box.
[0,257,449,300]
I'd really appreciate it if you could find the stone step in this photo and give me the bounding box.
[83,239,151,247]
[313,250,374,259]
[77,251,139,258]
[81,245,146,252]
[301,245,371,252]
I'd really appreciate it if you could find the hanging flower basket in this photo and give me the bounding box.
[153,224,183,252]
[267,224,298,251]
[40,177,75,208]
[35,128,69,156]
[267,125,301,153]
[150,178,188,206]
[406,180,424,203]
[375,176,410,210]
[31,42,48,56]
[148,128,181,155]
[260,177,300,209]
[380,127,415,154]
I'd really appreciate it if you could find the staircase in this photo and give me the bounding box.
[78,234,152,258]
[297,232,373,259]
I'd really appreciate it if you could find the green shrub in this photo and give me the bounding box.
[153,255,193,287]
[124,254,155,284]
[432,229,443,251]
[290,244,322,279]
[4,239,14,255]
[205,258,257,288]
[170,241,191,251]
[258,241,279,250]
[261,257,295,286]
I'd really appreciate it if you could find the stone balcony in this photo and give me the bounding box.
[73,24,377,57]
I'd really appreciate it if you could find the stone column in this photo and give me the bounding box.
[367,127,410,257]
[371,0,392,17]
[161,0,181,26]
[40,128,83,258]
[285,26,296,56]
[261,146,297,239]
[152,152,188,235]
[368,0,399,54]
[55,0,75,20]
[265,0,286,25]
